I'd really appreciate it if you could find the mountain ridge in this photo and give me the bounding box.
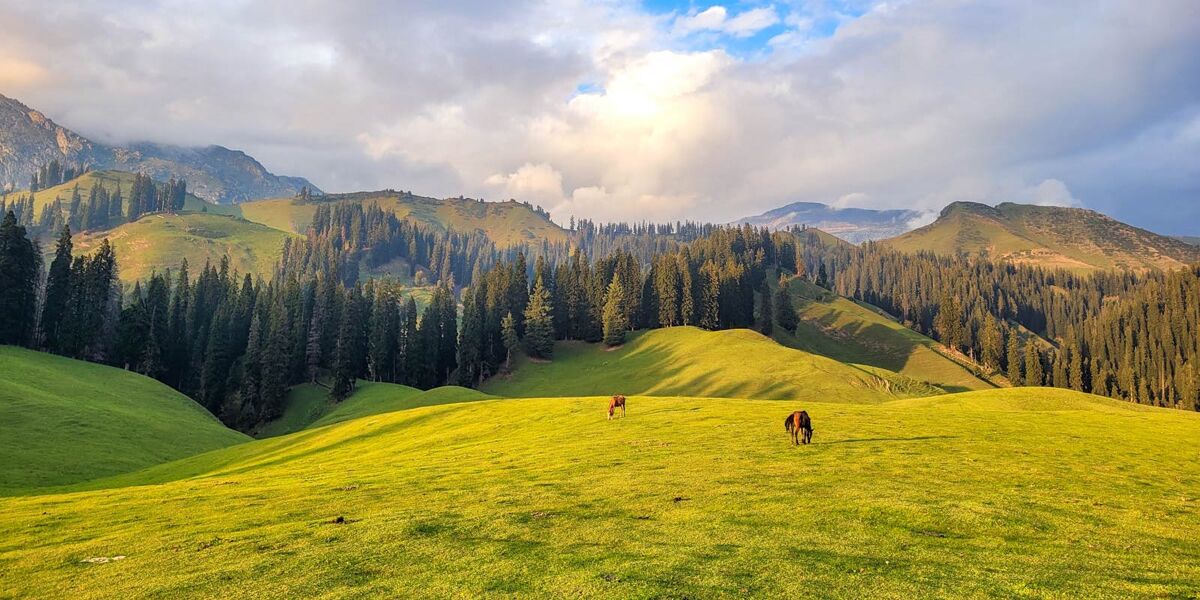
[882,200,1200,272]
[0,93,318,204]
[735,200,928,243]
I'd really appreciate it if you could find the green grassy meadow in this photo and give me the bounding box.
[0,346,248,493]
[73,212,296,282]
[2,387,1198,598]
[3,325,1199,598]
[483,326,943,401]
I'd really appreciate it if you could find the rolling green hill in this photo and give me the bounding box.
[254,381,495,438]
[780,278,992,392]
[882,202,1200,272]
[0,346,248,493]
[24,170,237,221]
[237,191,568,247]
[1,387,1197,597]
[482,326,942,401]
[73,212,296,282]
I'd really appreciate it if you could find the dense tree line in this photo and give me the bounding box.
[1,173,187,238]
[28,160,88,192]
[5,192,1197,427]
[822,243,1200,410]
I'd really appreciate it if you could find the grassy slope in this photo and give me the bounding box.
[1,388,1197,597]
[25,170,237,220]
[255,382,496,438]
[73,212,295,282]
[0,346,248,493]
[238,192,568,247]
[482,326,941,401]
[883,202,1200,272]
[781,278,991,392]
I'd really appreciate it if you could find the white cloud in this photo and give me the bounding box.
[672,5,779,38]
[1018,179,1083,208]
[1,0,1197,232]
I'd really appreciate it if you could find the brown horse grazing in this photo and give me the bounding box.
[784,410,813,445]
[608,395,626,420]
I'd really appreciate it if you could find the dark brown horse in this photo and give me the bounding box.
[784,410,813,445]
[608,395,626,420]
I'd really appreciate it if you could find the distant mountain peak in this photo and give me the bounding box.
[736,200,927,243]
[0,93,318,203]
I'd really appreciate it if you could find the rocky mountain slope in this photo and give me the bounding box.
[0,93,317,203]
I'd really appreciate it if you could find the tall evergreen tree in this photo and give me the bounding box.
[40,225,73,351]
[602,273,628,347]
[758,278,774,336]
[774,277,798,334]
[0,211,39,346]
[524,275,554,359]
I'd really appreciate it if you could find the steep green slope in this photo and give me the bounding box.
[73,212,295,282]
[482,326,940,401]
[25,170,237,221]
[883,202,1200,272]
[238,192,568,247]
[0,346,248,493]
[780,278,992,392]
[2,388,1197,597]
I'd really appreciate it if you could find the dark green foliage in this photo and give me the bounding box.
[758,278,774,336]
[602,274,628,347]
[40,226,73,351]
[0,211,39,345]
[774,277,798,334]
[524,275,554,359]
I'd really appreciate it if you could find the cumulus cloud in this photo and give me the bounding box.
[0,0,1197,233]
[673,5,780,38]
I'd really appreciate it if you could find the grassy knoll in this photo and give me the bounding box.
[1,388,1197,597]
[256,382,496,437]
[0,346,248,493]
[237,192,568,247]
[73,212,295,282]
[482,326,940,401]
[781,278,992,392]
[309,384,495,429]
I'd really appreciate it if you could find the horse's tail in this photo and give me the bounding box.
[784,413,794,432]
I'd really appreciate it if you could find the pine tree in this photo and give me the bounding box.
[259,300,291,418]
[241,313,264,417]
[40,225,73,351]
[1025,343,1044,386]
[774,277,798,334]
[0,210,39,346]
[1006,333,1023,385]
[500,311,519,371]
[602,273,628,347]
[523,275,554,359]
[758,278,774,336]
[331,290,364,399]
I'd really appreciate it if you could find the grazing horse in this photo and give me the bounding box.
[784,410,813,445]
[608,395,626,420]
